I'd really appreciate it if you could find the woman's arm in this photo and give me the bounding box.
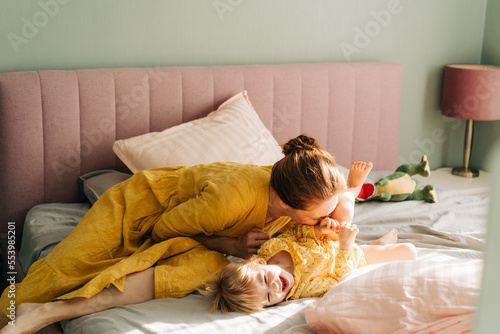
[152,180,259,242]
[153,192,226,241]
[191,228,270,259]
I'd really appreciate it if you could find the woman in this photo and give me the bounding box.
[0,134,369,333]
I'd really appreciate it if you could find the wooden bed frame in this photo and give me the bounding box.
[0,62,402,333]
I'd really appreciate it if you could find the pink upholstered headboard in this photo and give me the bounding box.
[0,62,402,244]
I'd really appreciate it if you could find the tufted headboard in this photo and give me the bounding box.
[0,62,402,246]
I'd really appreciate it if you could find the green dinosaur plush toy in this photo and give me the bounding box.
[356,155,438,203]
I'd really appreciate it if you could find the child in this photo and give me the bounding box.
[202,219,416,314]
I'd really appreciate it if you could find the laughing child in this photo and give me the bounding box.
[202,219,416,313]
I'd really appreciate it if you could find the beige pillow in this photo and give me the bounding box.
[113,91,284,173]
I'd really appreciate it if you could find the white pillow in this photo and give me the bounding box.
[113,91,284,173]
[305,259,482,334]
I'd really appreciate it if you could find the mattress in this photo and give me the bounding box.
[19,170,489,333]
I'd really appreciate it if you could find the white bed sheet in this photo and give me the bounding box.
[62,294,316,334]
[19,171,489,334]
[355,171,488,262]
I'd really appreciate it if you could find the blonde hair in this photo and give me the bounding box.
[270,134,347,210]
[201,259,265,314]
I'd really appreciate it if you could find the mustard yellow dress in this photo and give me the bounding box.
[1,162,291,313]
[255,223,367,300]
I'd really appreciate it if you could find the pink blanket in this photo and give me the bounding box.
[305,259,482,334]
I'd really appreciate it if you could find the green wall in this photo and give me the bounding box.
[0,0,490,170]
[476,0,500,171]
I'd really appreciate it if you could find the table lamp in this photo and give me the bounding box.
[441,64,500,177]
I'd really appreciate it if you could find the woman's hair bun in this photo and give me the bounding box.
[282,134,320,156]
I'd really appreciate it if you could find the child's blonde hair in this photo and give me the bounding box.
[201,259,265,314]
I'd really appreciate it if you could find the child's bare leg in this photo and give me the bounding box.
[346,161,373,197]
[370,228,398,245]
[333,161,373,222]
[360,243,417,265]
[328,192,355,241]
[0,268,155,334]
[328,162,373,242]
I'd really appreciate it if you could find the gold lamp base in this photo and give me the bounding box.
[452,167,479,178]
[452,119,479,178]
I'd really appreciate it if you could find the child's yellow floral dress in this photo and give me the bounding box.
[255,223,367,300]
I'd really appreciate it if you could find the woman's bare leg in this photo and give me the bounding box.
[0,267,155,334]
[360,243,417,265]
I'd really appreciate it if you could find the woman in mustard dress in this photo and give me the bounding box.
[0,135,367,334]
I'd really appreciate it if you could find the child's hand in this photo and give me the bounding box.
[338,222,359,251]
[314,218,339,238]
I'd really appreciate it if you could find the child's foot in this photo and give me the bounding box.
[347,161,373,189]
[370,228,398,245]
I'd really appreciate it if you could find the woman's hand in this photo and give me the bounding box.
[232,228,271,259]
[338,222,359,251]
[151,229,161,243]
[191,228,270,259]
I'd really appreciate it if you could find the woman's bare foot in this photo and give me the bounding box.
[0,303,48,334]
[346,161,373,197]
[370,228,398,245]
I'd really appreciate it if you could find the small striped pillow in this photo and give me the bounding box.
[113,91,284,173]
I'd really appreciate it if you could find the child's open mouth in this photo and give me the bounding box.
[280,276,287,291]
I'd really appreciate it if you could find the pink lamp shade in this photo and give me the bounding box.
[441,64,500,121]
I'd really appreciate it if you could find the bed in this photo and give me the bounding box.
[0,62,489,333]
